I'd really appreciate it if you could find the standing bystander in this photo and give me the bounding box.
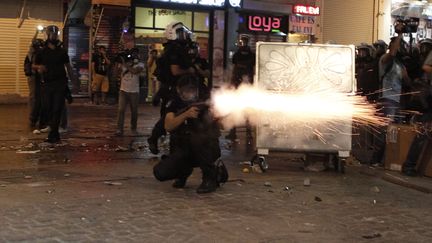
[92,45,111,105]
[115,51,145,136]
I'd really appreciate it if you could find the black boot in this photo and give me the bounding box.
[172,177,187,188]
[147,137,159,155]
[197,169,218,194]
[402,166,417,177]
[196,179,218,194]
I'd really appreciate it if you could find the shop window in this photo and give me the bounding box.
[136,7,154,28]
[154,9,192,29]
[194,12,210,32]
[135,29,165,38]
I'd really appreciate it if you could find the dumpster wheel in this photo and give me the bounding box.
[250,155,269,172]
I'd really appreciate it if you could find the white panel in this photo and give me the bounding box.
[255,42,355,153]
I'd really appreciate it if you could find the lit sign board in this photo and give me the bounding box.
[148,0,242,7]
[239,13,288,35]
[293,4,320,16]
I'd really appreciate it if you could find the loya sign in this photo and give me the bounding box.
[293,4,320,16]
[244,14,288,34]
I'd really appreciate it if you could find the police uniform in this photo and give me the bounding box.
[153,78,221,193]
[25,39,44,128]
[148,40,194,154]
[35,40,70,142]
[231,46,255,87]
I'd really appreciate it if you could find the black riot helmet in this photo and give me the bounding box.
[177,75,200,104]
[45,25,60,43]
[373,39,388,58]
[418,38,432,57]
[238,34,250,48]
[356,43,375,62]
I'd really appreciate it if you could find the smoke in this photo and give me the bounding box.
[211,83,389,131]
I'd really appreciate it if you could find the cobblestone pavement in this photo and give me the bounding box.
[0,102,432,242]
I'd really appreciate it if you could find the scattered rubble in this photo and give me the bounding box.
[303,178,311,186]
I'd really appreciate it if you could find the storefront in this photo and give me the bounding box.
[132,0,242,96]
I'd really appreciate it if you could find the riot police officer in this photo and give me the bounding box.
[226,35,255,140]
[148,22,196,154]
[373,39,388,61]
[355,43,379,102]
[153,74,226,193]
[25,38,44,129]
[33,25,76,143]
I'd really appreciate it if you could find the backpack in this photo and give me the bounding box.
[24,55,32,77]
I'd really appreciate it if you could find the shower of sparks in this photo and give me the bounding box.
[211,84,390,128]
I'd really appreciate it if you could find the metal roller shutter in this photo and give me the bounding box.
[0,19,62,96]
[0,18,18,94]
[322,0,375,45]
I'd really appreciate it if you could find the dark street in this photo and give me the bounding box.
[0,101,432,242]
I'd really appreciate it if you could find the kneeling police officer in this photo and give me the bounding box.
[153,75,226,194]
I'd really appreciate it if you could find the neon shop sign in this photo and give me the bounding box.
[246,14,287,34]
[293,4,320,16]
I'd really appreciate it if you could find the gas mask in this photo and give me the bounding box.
[177,75,200,104]
[178,85,199,103]
[45,25,60,45]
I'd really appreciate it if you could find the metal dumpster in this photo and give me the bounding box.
[251,42,356,172]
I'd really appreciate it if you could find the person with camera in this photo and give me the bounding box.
[147,22,196,154]
[92,45,111,105]
[33,25,77,143]
[115,50,145,136]
[370,21,413,166]
[153,75,227,194]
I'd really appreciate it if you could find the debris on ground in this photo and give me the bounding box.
[303,178,311,186]
[115,146,129,152]
[24,175,32,179]
[370,186,380,193]
[26,182,54,187]
[264,181,272,187]
[251,164,263,173]
[46,189,55,194]
[239,161,251,165]
[16,150,40,154]
[242,168,250,173]
[304,223,316,227]
[104,181,123,186]
[304,163,326,172]
[362,233,382,239]
[314,196,322,202]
